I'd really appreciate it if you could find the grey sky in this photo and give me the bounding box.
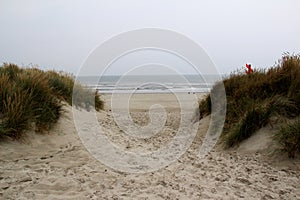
[0,0,299,75]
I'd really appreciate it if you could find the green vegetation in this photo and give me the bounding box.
[0,63,103,138]
[199,54,300,157]
[275,117,300,158]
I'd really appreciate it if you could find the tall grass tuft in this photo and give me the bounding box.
[1,88,33,137]
[16,70,62,131]
[199,54,300,149]
[0,64,104,139]
[46,70,74,104]
[275,117,300,158]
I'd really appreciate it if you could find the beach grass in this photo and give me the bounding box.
[199,54,300,157]
[0,63,104,138]
[275,117,300,158]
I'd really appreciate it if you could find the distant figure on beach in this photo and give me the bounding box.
[245,63,253,74]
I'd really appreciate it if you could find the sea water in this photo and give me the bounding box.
[77,74,223,94]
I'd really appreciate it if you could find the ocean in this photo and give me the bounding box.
[77,74,223,94]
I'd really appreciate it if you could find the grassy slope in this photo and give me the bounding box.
[199,54,300,157]
[0,63,104,139]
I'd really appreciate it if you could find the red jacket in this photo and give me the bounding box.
[245,64,253,74]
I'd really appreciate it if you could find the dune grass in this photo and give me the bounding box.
[275,117,300,158]
[199,54,300,157]
[0,63,104,139]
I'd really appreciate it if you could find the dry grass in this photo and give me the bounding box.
[199,54,300,155]
[0,63,104,139]
[275,117,300,158]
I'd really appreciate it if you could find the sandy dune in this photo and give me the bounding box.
[0,93,299,199]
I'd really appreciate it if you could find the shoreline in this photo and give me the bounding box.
[101,92,206,112]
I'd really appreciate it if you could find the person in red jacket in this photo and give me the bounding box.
[245,63,253,74]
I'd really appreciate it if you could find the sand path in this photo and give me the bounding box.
[0,94,299,199]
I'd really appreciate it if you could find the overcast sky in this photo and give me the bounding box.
[0,0,299,75]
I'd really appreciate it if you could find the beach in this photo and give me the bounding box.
[0,93,299,199]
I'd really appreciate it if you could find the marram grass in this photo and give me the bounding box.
[199,54,300,157]
[0,63,104,139]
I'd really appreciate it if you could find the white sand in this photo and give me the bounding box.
[0,93,299,199]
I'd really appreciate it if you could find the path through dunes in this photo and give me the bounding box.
[0,94,299,199]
